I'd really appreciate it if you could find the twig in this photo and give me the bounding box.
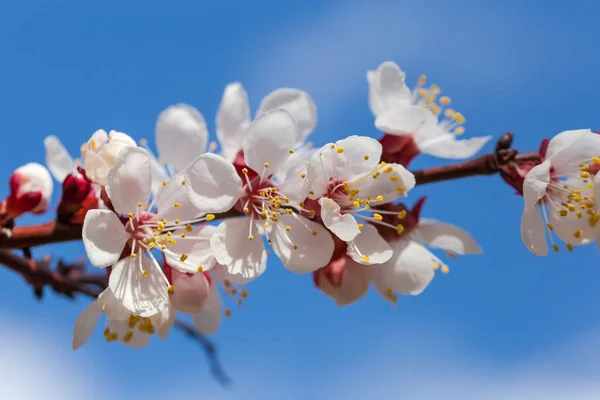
[413,133,541,186]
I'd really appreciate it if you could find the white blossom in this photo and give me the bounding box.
[368,61,491,159]
[184,108,334,281]
[303,135,415,265]
[521,129,600,255]
[81,129,137,186]
[81,147,236,316]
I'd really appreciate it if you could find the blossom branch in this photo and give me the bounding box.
[412,133,541,187]
[0,208,244,251]
[0,249,230,385]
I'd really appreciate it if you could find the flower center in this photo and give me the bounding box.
[237,169,296,241]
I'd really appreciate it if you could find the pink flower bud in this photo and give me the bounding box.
[57,173,98,224]
[378,134,420,168]
[3,163,53,218]
[313,254,370,306]
[165,264,211,314]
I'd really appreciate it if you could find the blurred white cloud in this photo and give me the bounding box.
[165,328,600,400]
[0,315,102,400]
[249,0,549,117]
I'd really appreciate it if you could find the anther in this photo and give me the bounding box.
[361,255,370,262]
[441,265,450,274]
[142,269,149,278]
[248,235,254,240]
[566,243,574,252]
[186,224,193,232]
[180,254,189,262]
[263,162,270,168]
[197,266,203,272]
[373,213,383,221]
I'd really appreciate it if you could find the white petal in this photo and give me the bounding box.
[193,284,222,335]
[372,240,436,297]
[256,88,317,143]
[216,83,250,162]
[97,288,130,320]
[347,224,393,265]
[98,141,135,170]
[318,197,360,241]
[109,256,170,317]
[522,161,551,208]
[106,147,152,215]
[210,218,268,281]
[171,271,211,314]
[157,305,175,339]
[86,129,109,149]
[549,209,597,246]
[165,225,217,273]
[335,135,382,175]
[520,204,548,256]
[418,133,492,160]
[156,104,209,171]
[214,263,253,285]
[82,209,128,268]
[242,108,298,174]
[304,145,340,198]
[107,130,136,147]
[315,259,370,306]
[83,149,110,186]
[546,129,600,172]
[350,162,415,202]
[72,300,101,350]
[375,106,435,136]
[183,153,244,213]
[416,219,482,255]
[109,319,152,348]
[270,214,334,273]
[155,171,199,222]
[149,155,169,197]
[367,61,412,117]
[44,135,74,182]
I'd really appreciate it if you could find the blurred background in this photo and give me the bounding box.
[1,0,600,398]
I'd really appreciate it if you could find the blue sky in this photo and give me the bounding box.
[1,0,600,398]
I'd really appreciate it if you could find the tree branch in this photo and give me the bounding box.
[0,249,229,385]
[413,133,541,186]
[0,135,540,251]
